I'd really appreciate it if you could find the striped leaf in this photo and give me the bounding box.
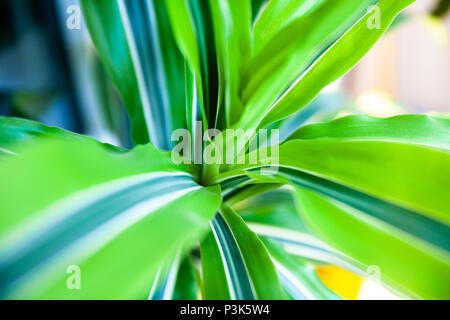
[262,238,341,300]
[81,0,190,148]
[209,0,252,127]
[201,206,285,300]
[294,188,450,299]
[230,189,365,299]
[172,256,200,300]
[219,115,450,298]
[260,0,415,127]
[147,253,199,300]
[147,254,181,300]
[0,138,221,299]
[164,0,207,127]
[218,166,450,298]
[80,0,148,145]
[1,0,434,301]
[249,223,371,279]
[235,0,380,132]
[203,213,255,299]
[288,114,450,150]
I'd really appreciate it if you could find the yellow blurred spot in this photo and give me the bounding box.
[316,266,363,300]
[420,16,448,47]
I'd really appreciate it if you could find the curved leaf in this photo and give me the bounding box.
[186,0,219,127]
[277,139,450,225]
[0,117,124,155]
[220,205,286,300]
[218,132,450,300]
[200,229,233,300]
[202,206,286,300]
[262,238,341,300]
[249,223,367,277]
[251,0,268,23]
[293,187,450,299]
[148,254,181,300]
[209,0,252,127]
[230,188,345,299]
[0,139,221,299]
[81,0,191,149]
[173,256,199,300]
[236,0,378,131]
[80,0,149,145]
[260,0,415,127]
[164,0,207,126]
[288,114,450,150]
[221,164,450,255]
[253,0,327,53]
[207,213,255,300]
[225,137,450,227]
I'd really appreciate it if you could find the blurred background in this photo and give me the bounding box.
[0,0,449,299]
[341,0,450,117]
[0,0,131,148]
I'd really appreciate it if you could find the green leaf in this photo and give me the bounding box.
[236,0,379,131]
[0,138,221,299]
[80,0,149,145]
[147,255,179,300]
[173,256,199,300]
[225,135,450,230]
[232,190,344,299]
[226,183,283,208]
[277,139,450,226]
[251,0,267,23]
[253,0,326,53]
[164,0,201,81]
[220,205,286,299]
[200,229,232,300]
[205,213,255,299]
[249,222,367,278]
[81,0,191,149]
[209,0,252,127]
[164,0,207,127]
[288,114,450,150]
[293,187,450,299]
[186,0,220,127]
[233,188,368,275]
[153,1,189,135]
[0,116,124,156]
[262,238,341,300]
[202,206,286,300]
[260,0,415,127]
[218,131,450,299]
[219,166,450,298]
[248,164,450,255]
[148,253,199,300]
[231,188,307,232]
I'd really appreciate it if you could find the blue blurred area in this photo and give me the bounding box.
[0,0,84,133]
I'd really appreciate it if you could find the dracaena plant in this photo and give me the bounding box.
[0,0,449,300]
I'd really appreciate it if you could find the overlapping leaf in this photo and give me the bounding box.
[294,188,450,299]
[0,138,221,299]
[81,0,190,148]
[236,0,382,131]
[201,206,285,300]
[220,115,450,298]
[288,114,450,150]
[2,0,440,301]
[259,0,415,128]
